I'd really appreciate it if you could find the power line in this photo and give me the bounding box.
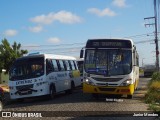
[135,39,155,44]
[22,42,85,48]
[28,46,83,51]
[124,32,155,38]
[22,33,158,49]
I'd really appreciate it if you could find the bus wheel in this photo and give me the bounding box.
[50,86,56,99]
[68,82,75,94]
[127,95,133,99]
[0,100,3,111]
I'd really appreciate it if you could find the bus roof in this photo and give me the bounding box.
[19,53,76,60]
[76,58,84,61]
[88,38,133,40]
[44,54,76,60]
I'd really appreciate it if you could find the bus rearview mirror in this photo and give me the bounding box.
[80,50,84,58]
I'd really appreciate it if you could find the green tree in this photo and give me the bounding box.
[0,38,28,73]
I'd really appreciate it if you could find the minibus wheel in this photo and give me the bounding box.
[71,82,75,91]
[68,81,75,94]
[50,85,56,99]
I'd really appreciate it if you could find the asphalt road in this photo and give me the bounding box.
[1,77,159,120]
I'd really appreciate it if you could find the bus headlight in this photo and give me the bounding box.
[84,78,95,85]
[120,79,132,86]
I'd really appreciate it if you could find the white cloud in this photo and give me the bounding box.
[4,29,18,37]
[30,11,82,25]
[87,8,116,17]
[54,11,82,24]
[29,25,43,33]
[47,37,61,44]
[30,13,54,25]
[112,0,127,8]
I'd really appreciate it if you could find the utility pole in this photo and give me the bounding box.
[144,0,159,71]
[154,0,159,71]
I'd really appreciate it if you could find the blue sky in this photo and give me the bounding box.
[0,0,159,66]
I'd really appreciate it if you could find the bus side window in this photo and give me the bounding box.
[70,60,76,70]
[46,59,53,74]
[65,60,71,71]
[136,53,139,66]
[59,60,65,71]
[52,59,59,72]
[57,60,61,71]
[73,61,78,70]
[63,60,67,71]
[68,60,72,70]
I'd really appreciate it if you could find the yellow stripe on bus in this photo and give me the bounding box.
[83,83,135,95]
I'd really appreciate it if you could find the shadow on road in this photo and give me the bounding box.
[3,77,151,110]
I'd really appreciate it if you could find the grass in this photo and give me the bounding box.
[145,72,160,113]
[149,104,160,112]
[150,81,160,90]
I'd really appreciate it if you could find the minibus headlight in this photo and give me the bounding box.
[84,78,95,85]
[120,79,132,86]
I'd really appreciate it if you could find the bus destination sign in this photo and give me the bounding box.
[86,39,132,48]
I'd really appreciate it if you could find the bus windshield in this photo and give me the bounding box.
[9,57,44,81]
[84,49,132,76]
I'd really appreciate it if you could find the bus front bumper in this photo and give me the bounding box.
[83,83,134,95]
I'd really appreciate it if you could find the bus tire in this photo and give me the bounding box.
[49,85,56,99]
[127,95,133,99]
[68,81,75,94]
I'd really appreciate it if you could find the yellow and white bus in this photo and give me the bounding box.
[9,53,81,100]
[80,38,139,99]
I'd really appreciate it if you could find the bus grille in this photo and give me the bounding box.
[16,84,34,91]
[98,88,116,92]
[96,83,118,86]
[92,77,122,82]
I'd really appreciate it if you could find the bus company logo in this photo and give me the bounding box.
[2,112,11,117]
[16,79,32,85]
